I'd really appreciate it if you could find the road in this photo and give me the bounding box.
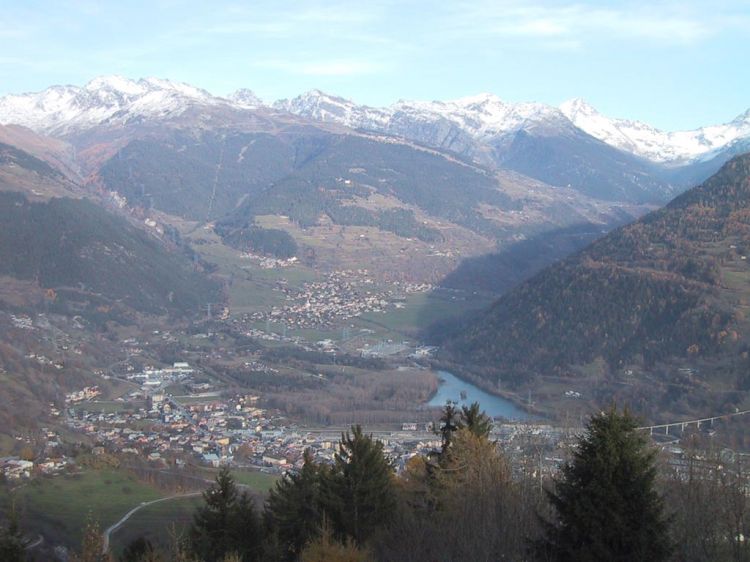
[24,534,43,551]
[101,492,202,554]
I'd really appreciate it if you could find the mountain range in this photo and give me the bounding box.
[3,76,748,167]
[1,76,747,216]
[0,76,671,293]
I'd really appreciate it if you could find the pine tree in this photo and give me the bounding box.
[538,407,672,562]
[265,449,323,560]
[322,425,397,545]
[438,401,459,453]
[120,537,156,562]
[189,466,261,562]
[458,402,492,439]
[0,505,26,562]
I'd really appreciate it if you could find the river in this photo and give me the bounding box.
[428,370,532,420]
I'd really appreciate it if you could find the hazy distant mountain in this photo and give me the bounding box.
[3,77,746,168]
[437,154,750,418]
[277,89,750,168]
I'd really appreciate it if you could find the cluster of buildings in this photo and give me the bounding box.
[0,458,35,480]
[123,362,195,390]
[65,386,101,403]
[1,428,73,481]
[61,383,458,474]
[241,252,299,269]
[266,270,392,328]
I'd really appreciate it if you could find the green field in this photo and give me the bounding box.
[0,465,278,552]
[0,469,162,548]
[186,227,319,315]
[72,400,146,414]
[196,467,278,491]
[358,290,494,336]
[110,494,204,553]
[111,468,277,552]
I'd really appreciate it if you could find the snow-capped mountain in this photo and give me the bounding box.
[228,88,264,109]
[274,90,568,153]
[1,76,747,169]
[278,89,750,167]
[560,98,750,165]
[0,76,262,136]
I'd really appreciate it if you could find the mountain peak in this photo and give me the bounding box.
[84,75,144,95]
[0,75,224,135]
[559,97,598,117]
[228,88,264,108]
[452,92,504,106]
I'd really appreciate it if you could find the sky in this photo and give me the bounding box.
[0,0,748,131]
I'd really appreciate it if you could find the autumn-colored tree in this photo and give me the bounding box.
[299,523,373,562]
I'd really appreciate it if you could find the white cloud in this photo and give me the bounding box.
[443,1,746,46]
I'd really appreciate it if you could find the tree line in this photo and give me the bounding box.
[6,405,750,561]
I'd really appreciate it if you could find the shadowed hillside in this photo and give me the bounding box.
[437,154,750,417]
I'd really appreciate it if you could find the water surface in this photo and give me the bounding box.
[428,370,532,420]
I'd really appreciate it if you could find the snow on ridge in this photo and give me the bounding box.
[0,75,230,135]
[0,75,746,164]
[278,89,564,140]
[560,98,750,164]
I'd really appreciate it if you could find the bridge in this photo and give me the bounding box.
[637,408,750,435]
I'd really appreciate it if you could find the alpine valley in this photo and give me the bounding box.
[0,75,749,437]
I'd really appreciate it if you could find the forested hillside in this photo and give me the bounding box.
[438,154,750,415]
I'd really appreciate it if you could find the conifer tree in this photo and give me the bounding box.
[120,537,156,562]
[458,402,492,439]
[265,449,323,560]
[322,425,396,545]
[538,407,672,562]
[438,401,459,453]
[0,505,26,562]
[189,466,261,562]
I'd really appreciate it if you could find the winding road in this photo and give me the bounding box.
[101,491,203,553]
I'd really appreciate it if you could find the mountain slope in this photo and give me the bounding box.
[277,90,681,203]
[0,143,221,320]
[438,154,750,417]
[0,141,223,438]
[93,123,654,284]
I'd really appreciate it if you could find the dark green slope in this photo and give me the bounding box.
[219,134,513,239]
[98,132,297,221]
[493,122,679,204]
[0,191,220,318]
[439,154,750,398]
[98,130,516,241]
[0,142,221,319]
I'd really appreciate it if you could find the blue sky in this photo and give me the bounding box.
[0,0,748,130]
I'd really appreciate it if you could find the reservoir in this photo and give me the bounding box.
[428,370,532,420]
